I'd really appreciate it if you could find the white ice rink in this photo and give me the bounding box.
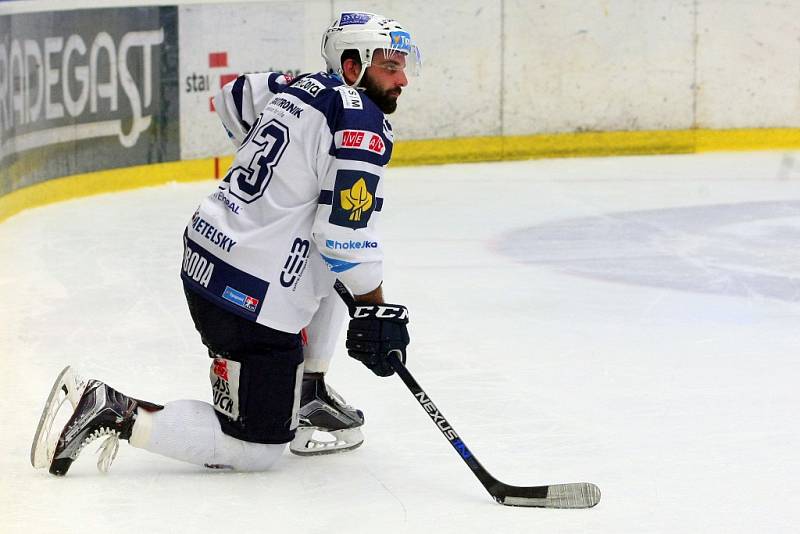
[3,151,800,533]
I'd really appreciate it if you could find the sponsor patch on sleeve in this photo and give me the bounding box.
[210,357,241,420]
[329,169,380,229]
[334,129,386,155]
[337,86,363,110]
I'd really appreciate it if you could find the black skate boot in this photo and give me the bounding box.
[48,379,162,476]
[289,373,365,456]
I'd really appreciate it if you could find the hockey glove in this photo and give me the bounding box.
[346,303,410,377]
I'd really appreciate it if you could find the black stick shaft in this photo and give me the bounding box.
[387,350,514,497]
[334,280,542,500]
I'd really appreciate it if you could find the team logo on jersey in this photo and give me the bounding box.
[330,170,379,229]
[341,179,373,222]
[335,129,386,155]
[210,358,241,419]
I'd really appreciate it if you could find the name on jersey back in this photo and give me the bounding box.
[190,213,237,253]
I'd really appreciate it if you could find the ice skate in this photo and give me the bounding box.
[290,373,365,456]
[44,379,161,476]
[31,366,87,469]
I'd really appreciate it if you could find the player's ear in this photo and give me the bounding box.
[342,58,362,85]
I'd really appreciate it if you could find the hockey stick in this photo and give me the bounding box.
[333,281,601,508]
[386,349,600,508]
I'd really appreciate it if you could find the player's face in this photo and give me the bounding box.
[362,49,408,114]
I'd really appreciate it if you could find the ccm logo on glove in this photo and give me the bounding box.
[352,305,408,320]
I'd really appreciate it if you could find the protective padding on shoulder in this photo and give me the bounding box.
[132,400,285,471]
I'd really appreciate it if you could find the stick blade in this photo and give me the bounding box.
[496,482,601,509]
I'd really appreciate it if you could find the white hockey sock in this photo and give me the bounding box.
[303,292,348,373]
[129,400,285,471]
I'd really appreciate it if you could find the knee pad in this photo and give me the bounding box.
[209,347,304,444]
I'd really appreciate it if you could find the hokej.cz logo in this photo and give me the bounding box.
[341,178,373,222]
[325,239,378,249]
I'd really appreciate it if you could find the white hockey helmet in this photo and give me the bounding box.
[321,11,421,87]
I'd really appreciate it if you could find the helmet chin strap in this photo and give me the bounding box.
[351,67,367,88]
[341,62,367,88]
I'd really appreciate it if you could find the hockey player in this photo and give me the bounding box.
[31,12,421,475]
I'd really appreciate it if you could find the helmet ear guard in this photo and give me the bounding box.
[321,12,421,87]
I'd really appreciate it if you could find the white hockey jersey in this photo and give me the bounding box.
[181,71,394,334]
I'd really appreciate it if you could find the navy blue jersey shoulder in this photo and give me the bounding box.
[284,72,393,167]
[282,72,341,107]
[266,72,287,94]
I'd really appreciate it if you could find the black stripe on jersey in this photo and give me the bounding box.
[334,145,388,167]
[232,76,249,130]
[319,190,383,211]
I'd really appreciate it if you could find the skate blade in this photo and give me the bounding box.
[289,427,364,456]
[30,366,86,468]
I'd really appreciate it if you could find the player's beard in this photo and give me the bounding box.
[361,73,401,114]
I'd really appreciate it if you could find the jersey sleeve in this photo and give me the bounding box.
[310,87,393,296]
[213,72,293,146]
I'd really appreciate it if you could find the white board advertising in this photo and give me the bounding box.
[178,2,306,160]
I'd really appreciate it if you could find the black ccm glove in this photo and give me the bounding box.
[346,303,410,377]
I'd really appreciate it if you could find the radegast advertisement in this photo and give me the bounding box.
[0,7,179,195]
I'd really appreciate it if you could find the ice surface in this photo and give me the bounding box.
[3,152,800,533]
